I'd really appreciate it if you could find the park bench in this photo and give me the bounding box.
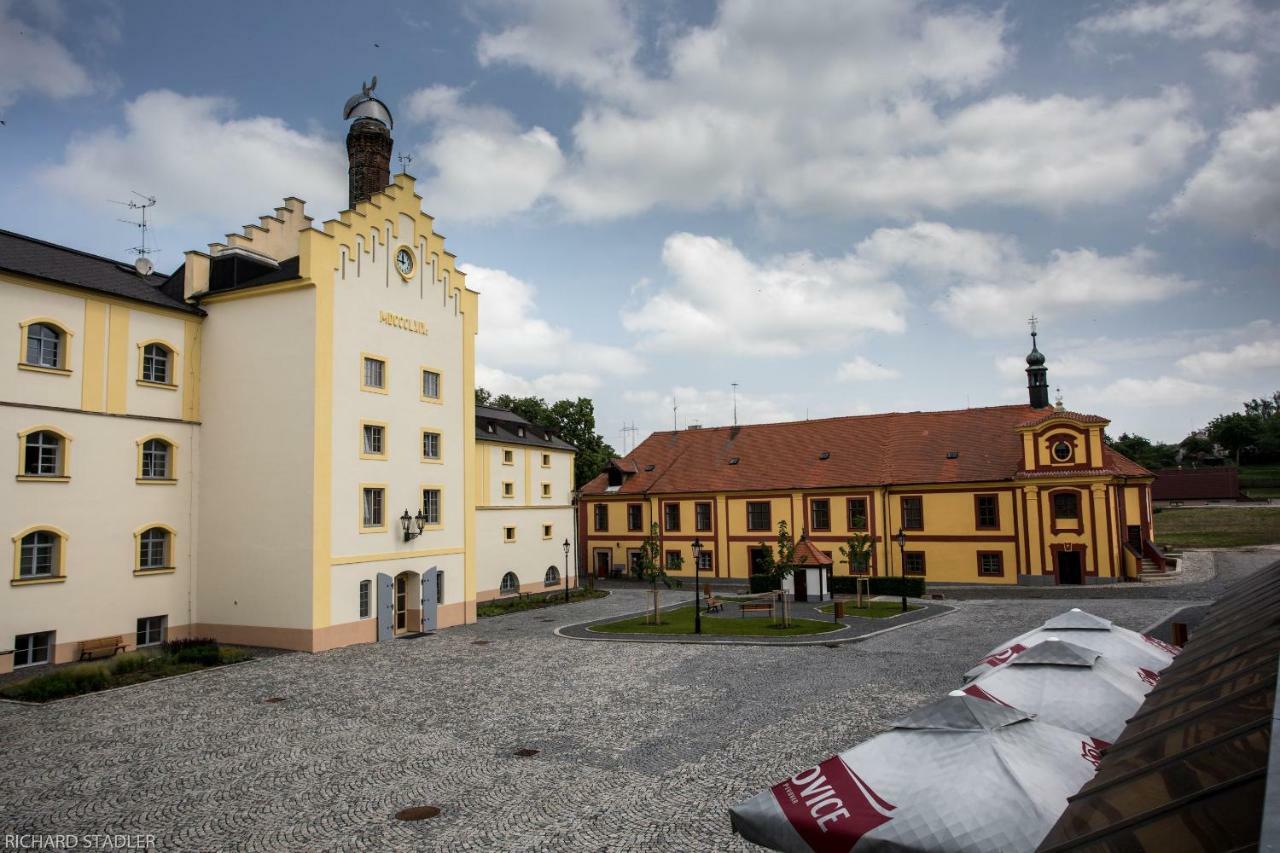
[79,635,127,661]
[704,597,724,614]
[740,602,773,618]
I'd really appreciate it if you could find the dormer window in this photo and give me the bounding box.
[517,426,526,438]
[486,422,496,433]
[607,468,623,487]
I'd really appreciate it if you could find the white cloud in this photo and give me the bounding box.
[1077,375,1234,408]
[1159,104,1280,248]
[995,355,1107,380]
[442,0,1203,221]
[0,0,94,107]
[464,262,642,400]
[1077,0,1256,40]
[1177,339,1280,376]
[624,386,797,434]
[40,90,346,234]
[835,357,900,382]
[623,233,906,356]
[403,85,565,222]
[1202,50,1260,95]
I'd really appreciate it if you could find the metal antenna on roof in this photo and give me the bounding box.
[398,153,413,174]
[110,191,158,275]
[732,382,739,426]
[620,422,638,454]
[673,395,679,432]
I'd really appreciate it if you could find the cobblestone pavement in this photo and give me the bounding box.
[0,588,1223,852]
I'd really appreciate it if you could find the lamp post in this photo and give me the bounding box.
[691,538,703,635]
[401,509,426,542]
[562,538,571,604]
[895,528,908,613]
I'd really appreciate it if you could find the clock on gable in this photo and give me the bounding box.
[394,246,415,279]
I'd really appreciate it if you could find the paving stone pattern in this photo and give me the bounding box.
[0,590,1211,851]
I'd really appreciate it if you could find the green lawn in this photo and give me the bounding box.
[1156,506,1280,548]
[816,601,922,618]
[589,605,841,636]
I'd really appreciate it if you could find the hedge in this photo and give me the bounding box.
[748,574,925,598]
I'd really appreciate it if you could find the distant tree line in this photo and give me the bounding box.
[1106,390,1280,469]
[475,388,618,488]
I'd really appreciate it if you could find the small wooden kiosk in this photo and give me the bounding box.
[782,537,833,603]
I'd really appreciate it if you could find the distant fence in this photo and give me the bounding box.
[1152,467,1241,501]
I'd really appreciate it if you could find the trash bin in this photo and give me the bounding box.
[834,601,845,619]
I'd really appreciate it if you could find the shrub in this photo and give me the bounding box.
[171,644,221,666]
[3,664,110,702]
[109,652,158,676]
[830,576,926,598]
[162,637,219,655]
[749,575,781,593]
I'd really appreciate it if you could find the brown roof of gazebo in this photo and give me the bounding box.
[791,538,833,567]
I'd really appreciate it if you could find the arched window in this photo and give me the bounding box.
[21,429,67,477]
[137,527,171,571]
[25,323,64,369]
[140,343,173,384]
[18,530,59,578]
[500,571,520,595]
[139,438,174,481]
[544,565,560,586]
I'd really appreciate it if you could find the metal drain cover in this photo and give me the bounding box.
[471,640,490,645]
[514,748,540,757]
[396,805,441,821]
[263,697,287,703]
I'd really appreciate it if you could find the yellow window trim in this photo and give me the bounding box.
[420,428,444,463]
[359,420,390,460]
[419,365,443,404]
[17,317,74,374]
[420,483,445,530]
[360,352,389,394]
[132,523,177,573]
[541,453,551,468]
[501,480,515,498]
[501,447,515,465]
[542,523,554,540]
[135,338,180,390]
[359,483,389,533]
[503,526,517,543]
[135,433,178,484]
[11,524,69,582]
[541,481,552,498]
[16,424,73,480]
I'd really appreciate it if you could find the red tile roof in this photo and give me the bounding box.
[1019,409,1110,427]
[792,538,833,566]
[581,405,1151,496]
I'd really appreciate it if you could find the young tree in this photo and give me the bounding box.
[839,517,873,573]
[632,522,680,624]
[754,520,806,626]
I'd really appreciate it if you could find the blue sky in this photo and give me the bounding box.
[2,0,1278,446]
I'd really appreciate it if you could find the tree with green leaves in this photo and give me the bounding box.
[475,389,618,487]
[632,522,680,624]
[754,520,808,626]
[1206,412,1261,465]
[839,517,873,575]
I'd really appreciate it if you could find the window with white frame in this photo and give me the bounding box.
[18,530,58,578]
[138,527,170,570]
[697,551,713,571]
[141,343,172,384]
[500,571,519,594]
[363,356,385,390]
[422,369,441,400]
[544,565,560,586]
[140,439,172,480]
[422,431,441,460]
[23,430,64,477]
[363,423,385,456]
[14,630,53,667]
[422,488,441,525]
[136,616,166,646]
[359,580,371,618]
[362,487,385,528]
[25,324,63,369]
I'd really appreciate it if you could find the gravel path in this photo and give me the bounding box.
[0,586,1212,852]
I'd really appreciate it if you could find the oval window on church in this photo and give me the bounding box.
[1052,441,1072,462]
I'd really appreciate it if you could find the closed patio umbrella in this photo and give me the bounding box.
[963,608,1177,683]
[728,693,1105,853]
[962,638,1152,743]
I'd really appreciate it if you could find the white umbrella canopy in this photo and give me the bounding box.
[962,638,1153,743]
[963,608,1177,683]
[728,693,1105,853]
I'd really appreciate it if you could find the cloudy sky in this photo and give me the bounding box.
[2,0,1278,446]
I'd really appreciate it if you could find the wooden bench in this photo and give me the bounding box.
[704,597,724,614]
[740,602,774,618]
[80,636,127,661]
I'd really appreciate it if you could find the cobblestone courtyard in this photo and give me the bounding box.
[2,553,1270,852]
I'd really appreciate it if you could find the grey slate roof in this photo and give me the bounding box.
[476,405,576,452]
[0,229,202,314]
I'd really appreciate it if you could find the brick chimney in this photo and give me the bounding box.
[342,77,394,208]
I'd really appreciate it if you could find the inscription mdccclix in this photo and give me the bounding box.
[379,311,428,336]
